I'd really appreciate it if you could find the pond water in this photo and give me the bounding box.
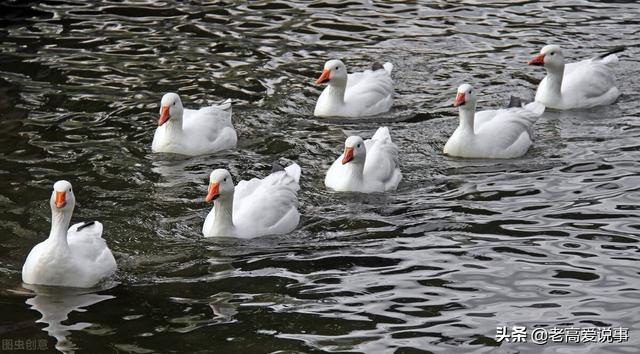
[0,1,639,353]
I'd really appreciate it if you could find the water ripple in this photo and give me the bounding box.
[0,0,639,353]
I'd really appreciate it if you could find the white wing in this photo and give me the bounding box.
[344,64,394,116]
[562,59,617,100]
[474,109,501,129]
[234,164,301,236]
[182,100,237,152]
[474,103,544,155]
[363,127,402,191]
[67,221,117,281]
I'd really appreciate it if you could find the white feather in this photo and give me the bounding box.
[314,60,394,117]
[203,164,301,238]
[444,85,544,159]
[325,127,402,193]
[22,182,116,288]
[532,45,620,110]
[152,94,237,155]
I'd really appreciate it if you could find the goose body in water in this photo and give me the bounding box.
[444,84,545,159]
[528,45,622,110]
[22,181,117,288]
[152,93,237,155]
[202,164,301,238]
[314,59,394,117]
[325,127,402,193]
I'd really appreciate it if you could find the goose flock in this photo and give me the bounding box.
[22,44,623,288]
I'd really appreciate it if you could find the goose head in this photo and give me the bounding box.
[453,83,477,109]
[528,45,564,69]
[315,59,348,86]
[50,180,75,213]
[205,169,235,202]
[158,93,184,126]
[342,136,366,165]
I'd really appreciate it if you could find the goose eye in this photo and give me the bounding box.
[173,102,176,106]
[68,188,71,192]
[223,177,227,182]
[469,90,472,94]
[550,52,555,56]
[357,144,361,148]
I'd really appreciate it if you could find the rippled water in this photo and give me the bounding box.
[1,1,639,353]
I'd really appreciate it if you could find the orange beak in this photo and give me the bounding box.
[158,106,170,126]
[55,191,66,208]
[315,69,331,85]
[528,53,545,66]
[453,92,465,107]
[342,147,354,164]
[205,182,220,202]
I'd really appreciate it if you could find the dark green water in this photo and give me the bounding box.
[0,1,639,353]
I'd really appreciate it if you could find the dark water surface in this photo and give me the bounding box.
[1,1,639,353]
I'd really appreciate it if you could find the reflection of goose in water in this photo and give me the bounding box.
[23,284,115,354]
[208,293,238,321]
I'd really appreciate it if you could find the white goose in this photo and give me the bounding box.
[443,84,545,159]
[528,45,622,110]
[325,127,402,193]
[22,181,117,288]
[314,59,394,117]
[152,93,237,155]
[202,163,301,238]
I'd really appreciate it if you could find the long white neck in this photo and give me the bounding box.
[163,113,184,139]
[458,103,476,134]
[211,195,235,236]
[344,159,365,185]
[545,64,565,97]
[49,207,71,247]
[325,79,347,104]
